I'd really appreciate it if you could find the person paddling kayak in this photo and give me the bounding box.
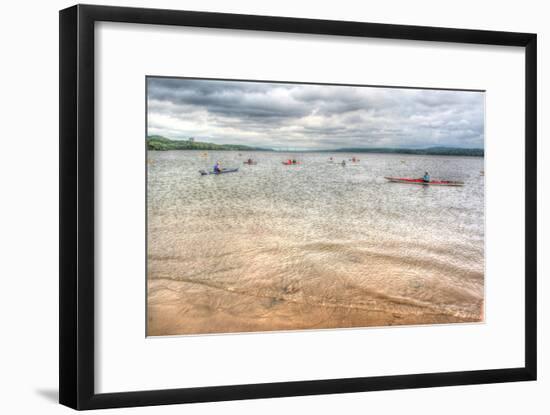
[214,161,222,173]
[422,171,430,183]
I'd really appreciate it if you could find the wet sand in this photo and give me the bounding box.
[147,235,484,335]
[147,277,482,336]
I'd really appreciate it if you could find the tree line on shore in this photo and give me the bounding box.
[147,135,272,152]
[147,135,484,157]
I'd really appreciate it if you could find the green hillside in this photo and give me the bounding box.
[147,135,273,152]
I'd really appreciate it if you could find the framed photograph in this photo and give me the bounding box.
[60,4,537,410]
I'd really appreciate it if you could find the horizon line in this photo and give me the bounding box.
[147,135,484,151]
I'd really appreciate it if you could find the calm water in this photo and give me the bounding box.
[147,151,484,335]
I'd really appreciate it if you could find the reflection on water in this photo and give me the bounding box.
[147,151,484,335]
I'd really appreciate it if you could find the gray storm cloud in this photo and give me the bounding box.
[147,77,485,150]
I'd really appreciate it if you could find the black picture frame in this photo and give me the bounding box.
[59,4,537,410]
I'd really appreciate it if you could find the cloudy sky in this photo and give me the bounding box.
[147,77,485,150]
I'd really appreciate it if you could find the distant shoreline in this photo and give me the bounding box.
[147,136,484,157]
[318,147,484,157]
[147,135,273,152]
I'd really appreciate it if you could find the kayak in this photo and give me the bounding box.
[282,162,300,165]
[199,168,239,176]
[384,177,464,186]
[243,161,257,165]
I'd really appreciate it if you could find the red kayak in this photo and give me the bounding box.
[385,177,464,186]
[282,161,300,165]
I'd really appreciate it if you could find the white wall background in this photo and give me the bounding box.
[0,0,546,413]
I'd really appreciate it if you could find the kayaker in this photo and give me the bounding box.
[247,158,253,164]
[342,160,346,166]
[292,159,297,164]
[214,161,222,173]
[423,171,430,183]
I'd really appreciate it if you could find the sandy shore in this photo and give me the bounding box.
[147,277,482,336]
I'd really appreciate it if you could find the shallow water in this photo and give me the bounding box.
[147,150,484,335]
